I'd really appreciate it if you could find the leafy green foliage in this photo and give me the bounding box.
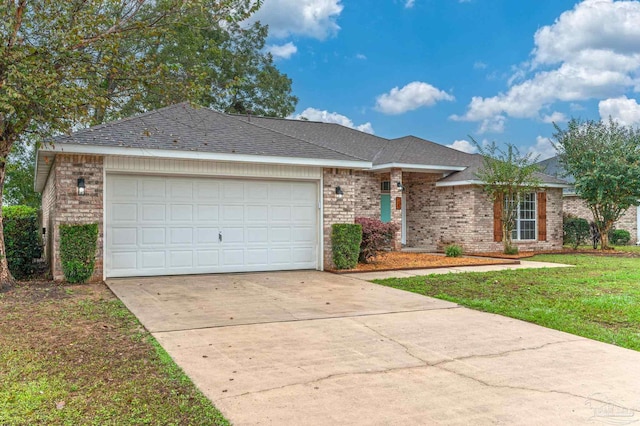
[503,245,519,255]
[60,224,98,283]
[331,224,362,270]
[554,118,640,249]
[609,229,631,246]
[355,217,399,263]
[3,205,41,279]
[472,138,542,254]
[563,215,591,249]
[374,254,640,351]
[445,244,463,257]
[5,143,40,208]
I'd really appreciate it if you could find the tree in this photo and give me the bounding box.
[5,142,40,208]
[0,0,260,286]
[472,139,542,254]
[554,118,640,250]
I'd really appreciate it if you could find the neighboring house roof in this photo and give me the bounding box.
[536,156,575,183]
[436,154,569,187]
[35,102,571,191]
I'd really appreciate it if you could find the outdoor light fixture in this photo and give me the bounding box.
[396,182,405,192]
[335,186,344,199]
[77,178,86,196]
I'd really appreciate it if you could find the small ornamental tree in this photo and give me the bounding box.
[472,139,542,254]
[554,118,640,250]
[355,217,399,263]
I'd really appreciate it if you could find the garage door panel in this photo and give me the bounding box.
[222,205,244,221]
[170,228,193,244]
[222,249,244,266]
[141,228,165,245]
[197,205,219,222]
[141,251,165,269]
[170,204,193,221]
[142,204,166,221]
[247,227,269,243]
[142,180,166,198]
[106,175,318,277]
[112,203,137,222]
[223,182,245,200]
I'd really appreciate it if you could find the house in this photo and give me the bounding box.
[35,103,568,281]
[537,156,639,244]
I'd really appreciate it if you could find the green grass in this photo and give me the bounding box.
[373,254,640,351]
[0,283,230,426]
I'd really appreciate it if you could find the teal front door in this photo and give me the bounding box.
[380,194,391,223]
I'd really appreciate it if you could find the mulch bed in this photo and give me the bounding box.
[475,248,640,259]
[330,251,518,273]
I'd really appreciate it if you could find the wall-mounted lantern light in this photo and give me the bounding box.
[396,182,405,192]
[77,178,86,196]
[335,186,344,200]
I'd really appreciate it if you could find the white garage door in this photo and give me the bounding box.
[105,174,318,277]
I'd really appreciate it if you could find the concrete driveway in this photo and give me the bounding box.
[107,271,640,426]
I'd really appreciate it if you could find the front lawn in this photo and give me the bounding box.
[373,254,640,351]
[0,282,229,425]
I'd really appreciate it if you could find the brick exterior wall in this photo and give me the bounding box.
[389,168,403,250]
[322,168,382,269]
[564,196,638,244]
[42,154,104,281]
[405,173,564,252]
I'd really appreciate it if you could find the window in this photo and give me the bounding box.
[507,193,537,240]
[381,181,391,192]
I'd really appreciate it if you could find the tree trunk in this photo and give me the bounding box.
[0,142,15,289]
[599,220,615,251]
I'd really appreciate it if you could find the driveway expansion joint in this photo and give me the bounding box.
[150,305,462,334]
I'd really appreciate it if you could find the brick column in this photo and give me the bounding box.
[323,168,356,269]
[390,168,403,251]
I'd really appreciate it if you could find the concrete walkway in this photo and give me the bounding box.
[107,270,639,426]
[342,260,572,280]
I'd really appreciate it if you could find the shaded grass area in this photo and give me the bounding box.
[0,282,229,426]
[373,254,640,351]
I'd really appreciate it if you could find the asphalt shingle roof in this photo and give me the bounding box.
[46,102,569,187]
[536,156,575,183]
[50,103,364,163]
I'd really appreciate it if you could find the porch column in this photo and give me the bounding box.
[390,168,403,251]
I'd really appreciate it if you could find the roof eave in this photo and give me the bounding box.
[371,163,467,173]
[435,179,572,188]
[34,143,372,192]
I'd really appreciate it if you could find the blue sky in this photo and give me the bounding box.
[249,0,640,159]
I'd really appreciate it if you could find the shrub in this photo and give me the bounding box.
[563,215,590,249]
[355,217,399,263]
[504,245,519,255]
[3,205,42,279]
[331,223,362,270]
[445,244,463,257]
[60,223,99,283]
[609,229,631,246]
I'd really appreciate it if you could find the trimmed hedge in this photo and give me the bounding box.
[3,205,42,279]
[331,223,362,270]
[60,223,99,283]
[609,229,631,246]
[355,217,399,263]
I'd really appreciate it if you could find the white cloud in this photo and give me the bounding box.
[292,107,375,134]
[452,0,640,130]
[527,136,556,161]
[405,0,415,8]
[266,42,297,59]
[599,96,640,126]
[473,61,487,70]
[541,111,568,124]
[355,53,367,60]
[375,81,454,115]
[478,115,506,134]
[446,140,478,153]
[247,0,343,39]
